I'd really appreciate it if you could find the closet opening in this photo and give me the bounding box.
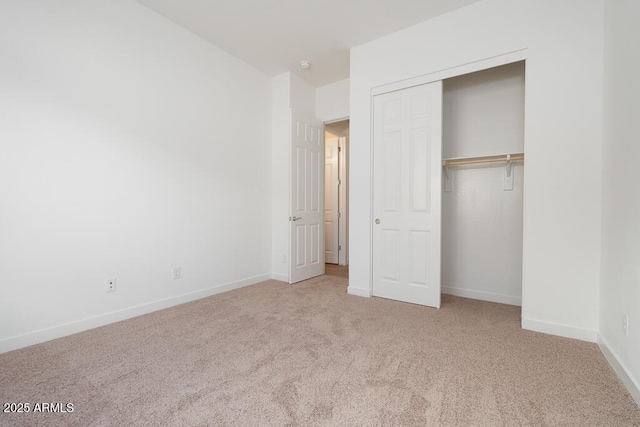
[441,61,525,307]
[324,119,349,280]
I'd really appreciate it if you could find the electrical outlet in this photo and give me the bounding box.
[172,267,181,280]
[623,313,629,336]
[106,278,116,293]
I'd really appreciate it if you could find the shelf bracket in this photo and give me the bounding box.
[504,154,514,191]
[443,164,453,192]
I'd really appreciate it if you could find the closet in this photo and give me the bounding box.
[441,61,525,306]
[371,61,525,308]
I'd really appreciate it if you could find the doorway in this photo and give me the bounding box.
[441,62,525,307]
[324,119,349,277]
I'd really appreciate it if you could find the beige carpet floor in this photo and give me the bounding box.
[1,276,639,426]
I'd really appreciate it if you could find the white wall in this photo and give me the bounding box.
[0,0,272,352]
[270,72,316,280]
[599,0,640,405]
[442,63,525,306]
[316,78,350,122]
[443,63,525,159]
[270,74,291,280]
[350,0,604,341]
[290,73,316,117]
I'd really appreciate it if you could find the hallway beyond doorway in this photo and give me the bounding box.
[325,263,348,279]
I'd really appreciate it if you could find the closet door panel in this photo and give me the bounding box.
[382,131,402,212]
[381,229,401,283]
[410,127,431,213]
[372,81,442,308]
[409,230,429,287]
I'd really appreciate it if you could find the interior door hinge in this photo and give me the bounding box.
[338,245,342,250]
[338,146,342,152]
[338,212,342,218]
[338,179,342,185]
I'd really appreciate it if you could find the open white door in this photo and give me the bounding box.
[324,137,339,264]
[372,82,443,307]
[290,109,324,283]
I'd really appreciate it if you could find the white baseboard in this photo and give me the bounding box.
[522,317,598,342]
[598,334,640,407]
[442,286,521,306]
[270,273,289,282]
[347,286,371,298]
[0,273,272,355]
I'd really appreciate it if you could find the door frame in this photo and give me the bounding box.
[338,135,348,266]
[324,135,340,264]
[324,118,350,267]
[368,48,529,301]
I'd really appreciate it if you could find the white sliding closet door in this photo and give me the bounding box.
[372,82,443,308]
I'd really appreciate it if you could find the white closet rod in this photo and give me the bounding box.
[442,152,524,167]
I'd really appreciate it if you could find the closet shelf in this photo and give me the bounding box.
[442,153,524,167]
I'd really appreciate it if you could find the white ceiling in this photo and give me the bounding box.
[136,0,482,87]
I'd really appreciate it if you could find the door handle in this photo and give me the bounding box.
[375,219,380,224]
[290,216,302,221]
